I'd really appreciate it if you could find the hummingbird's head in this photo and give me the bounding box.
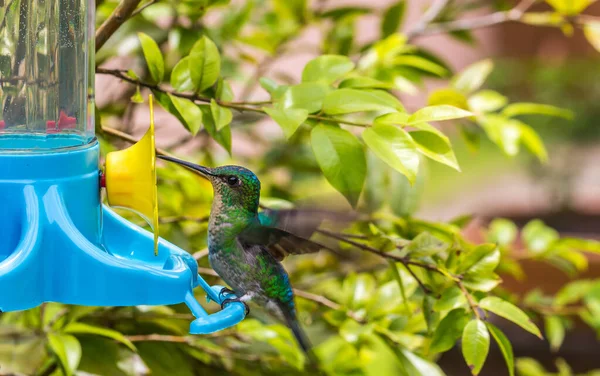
[158,155,261,213]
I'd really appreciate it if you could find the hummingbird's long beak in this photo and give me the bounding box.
[157,155,213,178]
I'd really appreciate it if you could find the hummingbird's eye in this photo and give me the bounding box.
[226,176,240,186]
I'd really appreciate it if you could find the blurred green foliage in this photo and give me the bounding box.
[3,0,600,375]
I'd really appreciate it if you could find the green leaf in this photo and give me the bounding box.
[137,32,165,83]
[452,59,493,94]
[362,124,419,184]
[428,88,469,110]
[323,89,404,115]
[260,77,288,100]
[411,128,460,171]
[461,319,490,375]
[408,105,472,124]
[479,297,543,339]
[407,232,448,257]
[502,103,573,120]
[545,0,594,15]
[130,86,144,103]
[210,99,232,131]
[170,56,194,92]
[48,333,82,376]
[169,95,203,135]
[302,55,355,84]
[393,55,447,77]
[584,21,600,52]
[516,358,547,376]
[487,323,515,376]
[381,1,406,38]
[281,83,330,113]
[189,35,221,92]
[522,219,559,254]
[338,76,393,89]
[64,322,136,352]
[398,347,445,376]
[487,218,518,246]
[479,115,522,157]
[429,308,469,354]
[519,123,548,162]
[201,106,231,154]
[544,316,565,352]
[311,124,366,207]
[263,106,308,139]
[468,90,507,113]
[554,279,593,306]
[459,244,500,275]
[434,286,467,312]
[462,275,501,292]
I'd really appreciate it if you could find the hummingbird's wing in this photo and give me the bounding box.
[238,208,357,261]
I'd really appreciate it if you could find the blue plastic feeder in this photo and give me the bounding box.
[0,0,244,334]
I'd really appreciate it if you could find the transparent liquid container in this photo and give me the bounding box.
[0,0,94,150]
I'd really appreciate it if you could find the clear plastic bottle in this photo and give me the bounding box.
[0,0,95,150]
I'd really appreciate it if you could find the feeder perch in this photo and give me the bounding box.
[0,0,245,334]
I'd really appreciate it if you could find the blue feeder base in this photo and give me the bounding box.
[0,137,245,334]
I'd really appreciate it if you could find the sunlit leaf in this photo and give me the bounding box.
[487,218,518,246]
[282,83,331,113]
[393,55,447,77]
[411,129,460,171]
[302,55,355,84]
[522,219,559,254]
[479,297,543,339]
[461,319,490,375]
[323,89,404,114]
[362,124,419,184]
[408,105,472,124]
[311,124,366,207]
[189,35,221,92]
[407,232,448,257]
[545,0,595,15]
[48,333,82,376]
[502,103,573,120]
[263,106,308,139]
[428,88,469,110]
[171,57,194,92]
[554,279,593,306]
[201,106,231,154]
[398,347,445,376]
[138,32,164,83]
[516,358,547,376]
[487,323,515,376]
[452,59,493,94]
[468,90,507,113]
[584,21,600,52]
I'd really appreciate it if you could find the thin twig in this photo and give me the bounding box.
[101,125,174,157]
[193,248,209,260]
[95,0,143,52]
[160,215,209,224]
[96,68,373,128]
[131,0,156,17]
[293,289,365,323]
[408,0,537,39]
[458,280,481,320]
[406,0,450,40]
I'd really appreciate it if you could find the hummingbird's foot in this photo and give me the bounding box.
[218,287,235,301]
[221,297,250,316]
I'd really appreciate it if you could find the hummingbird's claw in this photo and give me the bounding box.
[218,287,235,301]
[221,297,250,316]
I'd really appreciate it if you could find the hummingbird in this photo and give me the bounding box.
[158,155,340,365]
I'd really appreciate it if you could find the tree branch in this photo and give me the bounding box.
[407,0,537,39]
[96,68,373,128]
[406,0,450,40]
[95,0,143,52]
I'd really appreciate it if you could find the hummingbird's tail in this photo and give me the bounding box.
[280,306,321,369]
